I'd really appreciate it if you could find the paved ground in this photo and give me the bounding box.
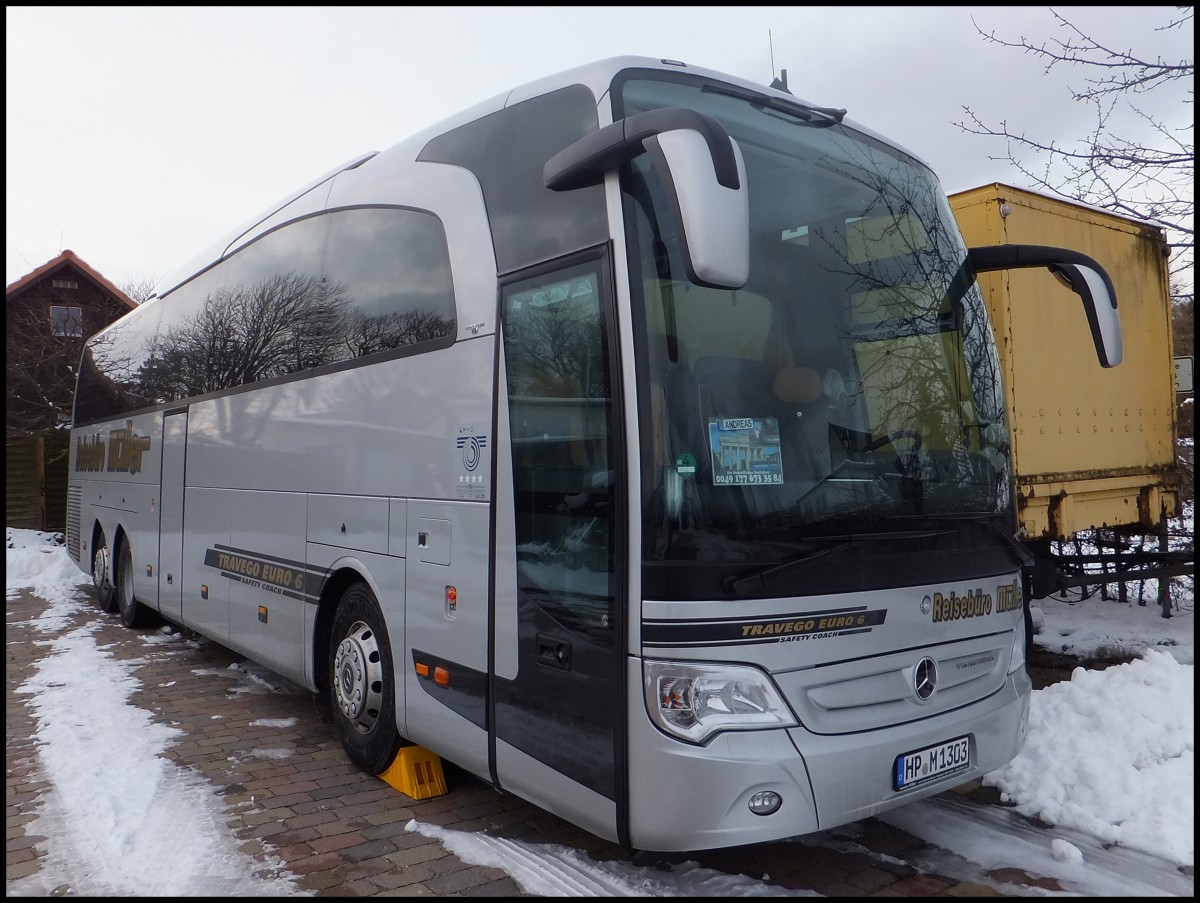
[3,586,1110,897]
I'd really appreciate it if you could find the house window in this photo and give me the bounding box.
[52,279,79,289]
[50,305,84,337]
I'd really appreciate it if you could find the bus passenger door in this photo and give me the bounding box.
[493,252,627,845]
[158,410,187,623]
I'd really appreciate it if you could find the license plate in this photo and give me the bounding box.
[894,735,970,790]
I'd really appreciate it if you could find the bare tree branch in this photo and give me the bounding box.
[957,7,1193,296]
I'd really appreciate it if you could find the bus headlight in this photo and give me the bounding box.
[644,659,798,744]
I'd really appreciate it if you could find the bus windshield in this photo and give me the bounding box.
[618,74,1013,574]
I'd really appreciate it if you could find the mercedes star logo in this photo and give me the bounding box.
[913,657,939,702]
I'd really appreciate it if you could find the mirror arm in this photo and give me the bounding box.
[967,244,1110,285]
[545,107,740,191]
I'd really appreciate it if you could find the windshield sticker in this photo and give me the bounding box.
[708,417,783,485]
[674,453,697,478]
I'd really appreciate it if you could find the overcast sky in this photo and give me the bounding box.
[5,6,1192,291]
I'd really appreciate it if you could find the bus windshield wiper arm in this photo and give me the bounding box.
[701,84,847,126]
[888,513,1034,568]
[725,529,951,597]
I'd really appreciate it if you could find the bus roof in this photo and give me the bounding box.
[151,55,915,301]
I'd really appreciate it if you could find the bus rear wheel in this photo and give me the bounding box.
[116,537,152,628]
[329,583,401,775]
[92,532,118,614]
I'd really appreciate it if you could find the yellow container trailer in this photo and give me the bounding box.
[950,183,1186,603]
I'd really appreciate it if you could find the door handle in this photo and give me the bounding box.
[536,634,572,671]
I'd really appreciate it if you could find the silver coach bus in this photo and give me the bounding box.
[67,56,1121,853]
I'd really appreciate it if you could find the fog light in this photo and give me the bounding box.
[747,790,782,816]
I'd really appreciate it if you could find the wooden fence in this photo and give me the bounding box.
[6,430,70,532]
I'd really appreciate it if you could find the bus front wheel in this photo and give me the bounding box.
[329,583,402,775]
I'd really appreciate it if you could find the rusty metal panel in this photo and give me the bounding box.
[950,184,1179,539]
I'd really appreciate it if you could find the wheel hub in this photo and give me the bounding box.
[93,546,110,590]
[333,621,383,733]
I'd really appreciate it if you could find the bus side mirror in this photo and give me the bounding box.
[1047,262,1123,368]
[641,129,749,289]
[545,107,750,290]
[967,244,1122,368]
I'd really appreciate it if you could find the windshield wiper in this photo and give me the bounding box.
[701,84,847,127]
[887,513,1034,568]
[725,529,952,597]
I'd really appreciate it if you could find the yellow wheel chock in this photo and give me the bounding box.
[379,745,448,800]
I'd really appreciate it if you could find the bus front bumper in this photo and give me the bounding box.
[625,668,1030,853]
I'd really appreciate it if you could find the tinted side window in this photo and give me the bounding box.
[418,84,608,274]
[73,208,456,425]
[73,299,165,425]
[324,207,456,356]
[141,216,331,402]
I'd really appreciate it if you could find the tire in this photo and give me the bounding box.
[116,537,151,628]
[329,583,402,775]
[92,531,118,614]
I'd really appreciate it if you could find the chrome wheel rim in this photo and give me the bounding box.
[333,621,384,734]
[93,544,110,592]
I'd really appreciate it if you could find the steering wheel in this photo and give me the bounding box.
[864,430,926,477]
[863,429,922,455]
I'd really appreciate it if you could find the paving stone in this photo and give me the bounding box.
[947,881,1003,896]
[889,873,955,895]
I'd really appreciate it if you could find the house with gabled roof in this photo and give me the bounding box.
[6,249,137,530]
